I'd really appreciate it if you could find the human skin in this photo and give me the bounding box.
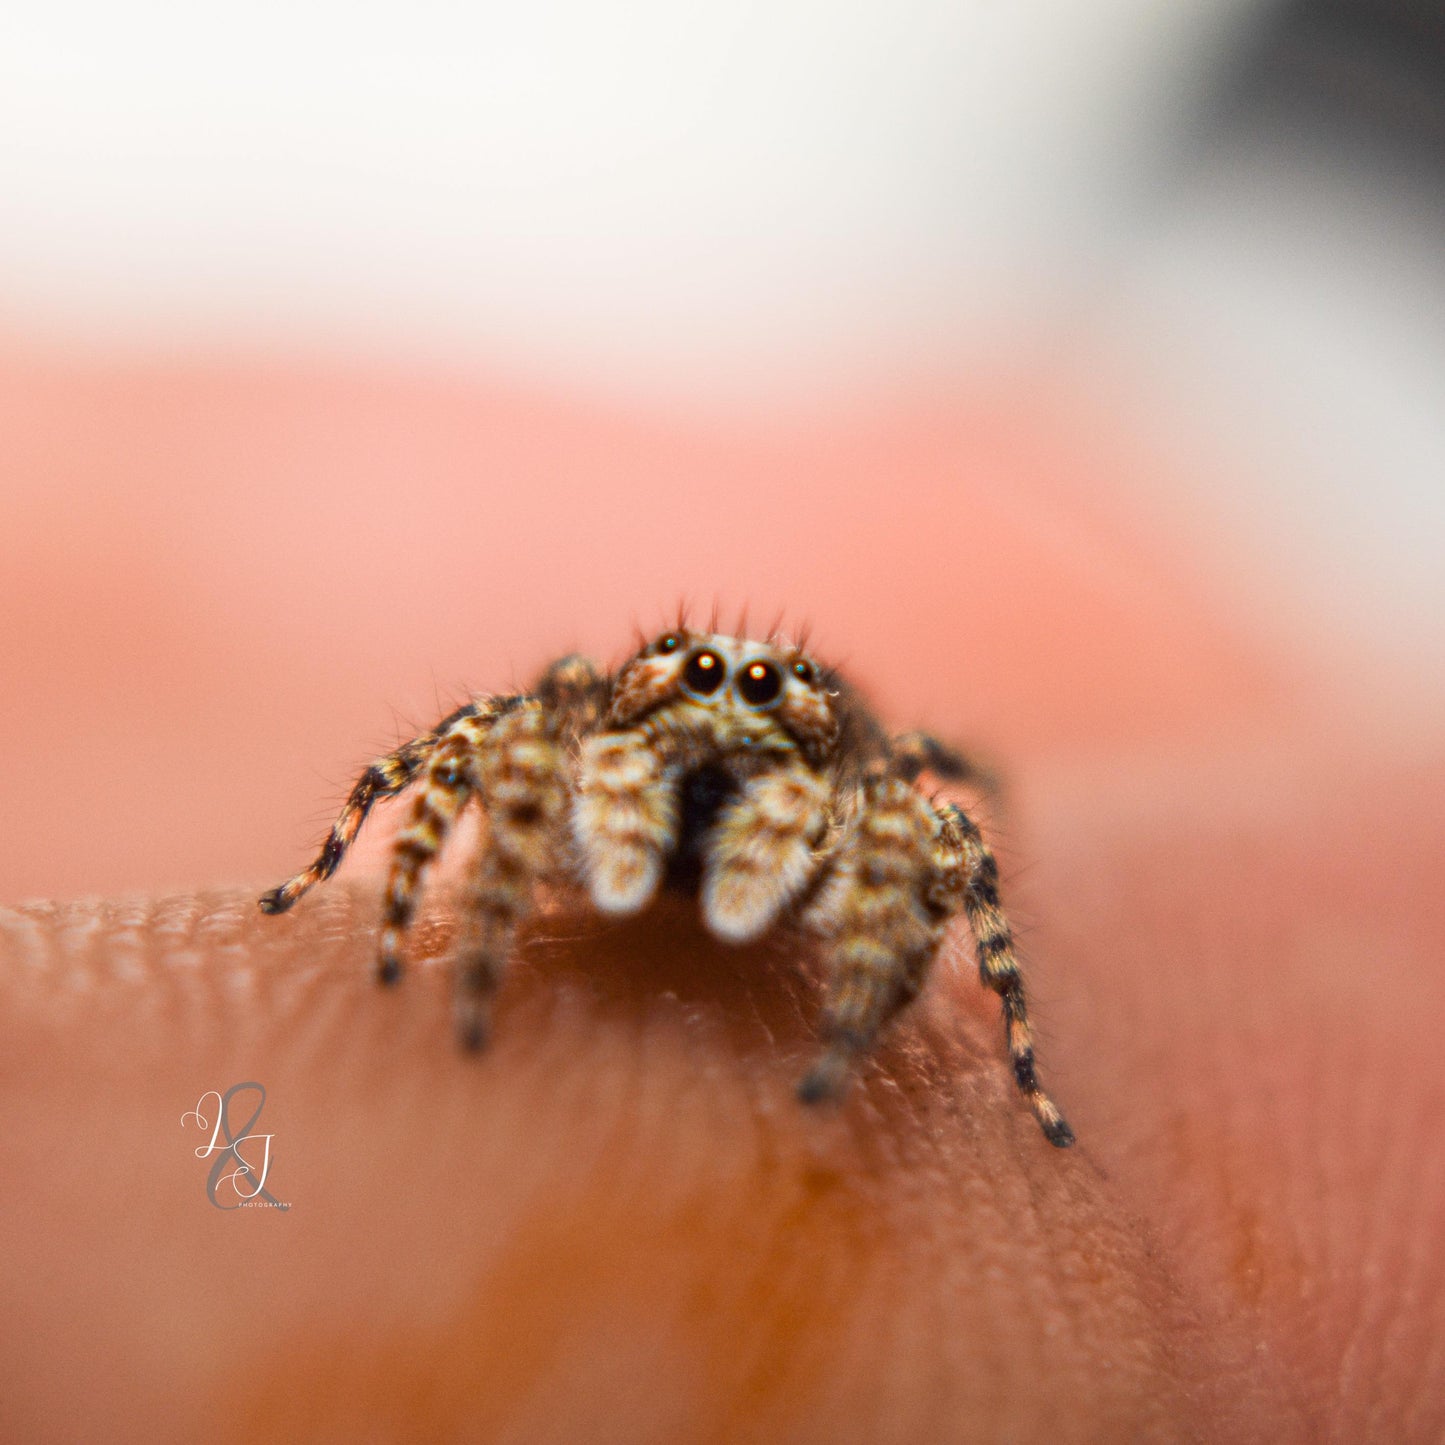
[3,737,1440,1443]
[3,348,1441,1439]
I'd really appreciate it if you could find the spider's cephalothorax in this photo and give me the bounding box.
[260,627,1074,1146]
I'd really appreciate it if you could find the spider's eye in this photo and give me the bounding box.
[738,660,783,706]
[658,634,681,653]
[792,660,814,684]
[682,649,726,695]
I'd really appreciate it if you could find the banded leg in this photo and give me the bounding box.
[258,699,500,915]
[573,730,679,915]
[452,704,570,1048]
[798,777,946,1102]
[939,802,1074,1147]
[702,760,831,943]
[890,730,998,795]
[376,711,498,984]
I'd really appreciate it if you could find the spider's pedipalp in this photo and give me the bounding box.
[573,731,679,915]
[452,702,571,1049]
[257,701,490,915]
[701,760,831,943]
[939,802,1074,1147]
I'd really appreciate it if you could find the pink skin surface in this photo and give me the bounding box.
[1,344,1440,1440]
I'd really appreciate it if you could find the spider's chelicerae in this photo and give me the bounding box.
[260,624,1074,1146]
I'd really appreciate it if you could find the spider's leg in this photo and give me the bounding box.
[701,757,831,943]
[533,652,612,739]
[451,702,571,1049]
[573,730,679,915]
[797,776,944,1102]
[889,730,1000,796]
[937,801,1074,1147]
[376,708,502,985]
[258,700,492,915]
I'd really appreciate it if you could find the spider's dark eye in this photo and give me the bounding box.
[738,660,783,706]
[658,634,681,653]
[683,649,726,694]
[792,660,814,684]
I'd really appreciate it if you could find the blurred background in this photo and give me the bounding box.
[8,14,1445,1436]
[2,0,1442,901]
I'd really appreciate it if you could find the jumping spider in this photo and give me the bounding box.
[260,625,1073,1146]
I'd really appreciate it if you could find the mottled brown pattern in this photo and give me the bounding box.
[262,624,1071,1145]
[452,703,572,1046]
[940,802,1072,1145]
[702,766,832,942]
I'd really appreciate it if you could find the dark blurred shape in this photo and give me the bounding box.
[1214,0,1445,161]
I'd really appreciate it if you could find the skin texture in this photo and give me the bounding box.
[0,893,1246,1443]
[2,348,1441,1440]
[3,739,1441,1442]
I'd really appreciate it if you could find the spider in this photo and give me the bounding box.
[259,625,1074,1147]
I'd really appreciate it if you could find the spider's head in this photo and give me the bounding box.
[610,630,839,763]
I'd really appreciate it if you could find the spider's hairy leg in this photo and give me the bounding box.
[533,653,612,739]
[376,710,499,985]
[939,802,1075,1147]
[451,703,571,1049]
[890,730,999,795]
[257,701,486,915]
[573,730,679,915]
[797,776,942,1103]
[701,759,831,943]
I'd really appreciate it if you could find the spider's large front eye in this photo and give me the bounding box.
[683,649,726,695]
[737,659,783,707]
